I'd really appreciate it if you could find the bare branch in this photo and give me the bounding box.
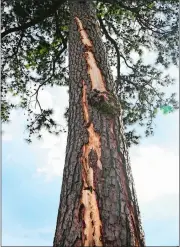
[98,15,120,91]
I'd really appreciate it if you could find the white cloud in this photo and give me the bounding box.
[2,132,12,142]
[2,85,69,182]
[38,89,53,109]
[2,110,25,141]
[130,145,179,203]
[32,86,69,180]
[141,193,178,221]
[36,132,67,181]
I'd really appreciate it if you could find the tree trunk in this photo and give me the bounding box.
[53,1,145,246]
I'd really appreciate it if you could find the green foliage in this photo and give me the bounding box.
[1,0,179,145]
[125,130,140,148]
[160,105,175,114]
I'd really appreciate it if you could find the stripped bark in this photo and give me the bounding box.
[53,1,145,246]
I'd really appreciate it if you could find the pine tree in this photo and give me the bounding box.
[1,0,179,246]
[53,2,145,246]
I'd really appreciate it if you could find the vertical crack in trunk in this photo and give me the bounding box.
[75,17,107,92]
[80,80,103,246]
[110,120,142,246]
[75,14,142,246]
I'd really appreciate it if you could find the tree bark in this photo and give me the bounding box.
[53,1,145,246]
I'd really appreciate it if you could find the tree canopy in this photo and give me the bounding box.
[1,0,179,145]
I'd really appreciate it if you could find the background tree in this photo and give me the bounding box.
[1,0,179,246]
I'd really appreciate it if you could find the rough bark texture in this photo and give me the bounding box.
[53,1,145,246]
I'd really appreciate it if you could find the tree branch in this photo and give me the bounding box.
[30,41,67,100]
[1,0,67,39]
[98,15,120,90]
[100,0,140,12]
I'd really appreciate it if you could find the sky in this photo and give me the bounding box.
[2,54,179,245]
